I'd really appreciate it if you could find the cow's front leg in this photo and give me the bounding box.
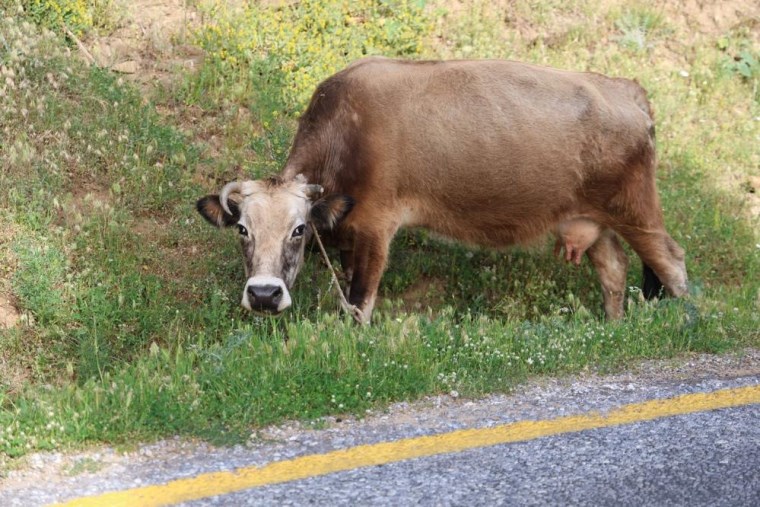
[348,229,392,324]
[339,249,354,294]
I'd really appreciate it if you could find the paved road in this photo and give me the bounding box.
[3,353,759,506]
[208,404,759,506]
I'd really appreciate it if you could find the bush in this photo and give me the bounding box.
[192,0,434,115]
[5,0,118,35]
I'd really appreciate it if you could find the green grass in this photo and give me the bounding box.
[0,1,758,467]
[65,456,103,476]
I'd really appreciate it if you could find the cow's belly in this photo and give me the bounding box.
[399,195,570,248]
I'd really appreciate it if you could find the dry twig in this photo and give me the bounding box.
[61,24,97,67]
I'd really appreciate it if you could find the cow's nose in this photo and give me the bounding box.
[247,284,283,312]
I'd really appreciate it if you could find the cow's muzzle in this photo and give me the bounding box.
[248,284,283,312]
[242,276,292,314]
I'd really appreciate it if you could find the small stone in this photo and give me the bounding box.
[112,61,139,74]
[28,454,45,470]
[0,296,19,329]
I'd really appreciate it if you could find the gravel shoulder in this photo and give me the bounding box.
[2,349,759,505]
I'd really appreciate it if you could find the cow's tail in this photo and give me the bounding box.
[631,85,654,119]
[642,263,664,299]
[629,80,656,140]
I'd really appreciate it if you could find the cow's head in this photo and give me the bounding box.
[196,175,353,315]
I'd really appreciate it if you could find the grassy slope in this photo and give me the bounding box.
[0,1,758,464]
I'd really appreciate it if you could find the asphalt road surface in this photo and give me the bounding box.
[206,404,759,507]
[3,351,759,506]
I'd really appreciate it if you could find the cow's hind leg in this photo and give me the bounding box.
[616,226,688,298]
[606,163,688,298]
[642,263,663,299]
[586,229,629,319]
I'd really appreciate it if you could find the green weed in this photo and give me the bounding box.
[717,32,759,89]
[12,240,70,327]
[186,0,433,115]
[65,456,102,476]
[613,5,667,52]
[2,0,121,36]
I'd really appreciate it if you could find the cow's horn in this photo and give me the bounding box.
[220,180,258,214]
[304,184,324,199]
[219,181,243,216]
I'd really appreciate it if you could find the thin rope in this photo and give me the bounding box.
[310,223,365,323]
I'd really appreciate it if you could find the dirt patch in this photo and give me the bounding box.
[55,183,113,234]
[0,218,20,329]
[721,172,760,222]
[655,0,760,41]
[400,276,448,312]
[70,182,111,206]
[130,215,198,276]
[79,0,204,92]
[434,0,758,82]
[0,218,25,392]
[0,296,19,330]
[127,213,210,307]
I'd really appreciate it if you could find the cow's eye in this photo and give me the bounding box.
[292,224,306,238]
[237,224,248,237]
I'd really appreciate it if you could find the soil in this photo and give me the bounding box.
[400,276,448,312]
[0,220,24,391]
[0,297,18,330]
[84,0,204,92]
[655,0,760,40]
[0,220,19,330]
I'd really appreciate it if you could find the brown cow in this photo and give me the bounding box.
[197,57,688,324]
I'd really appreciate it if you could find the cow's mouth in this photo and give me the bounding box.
[249,307,285,316]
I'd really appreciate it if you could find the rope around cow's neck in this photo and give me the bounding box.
[310,223,365,323]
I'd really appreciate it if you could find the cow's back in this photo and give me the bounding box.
[347,58,652,177]
[285,58,656,246]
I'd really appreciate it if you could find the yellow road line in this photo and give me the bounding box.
[57,384,760,507]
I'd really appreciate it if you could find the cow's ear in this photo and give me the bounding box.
[310,195,354,231]
[196,195,240,228]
